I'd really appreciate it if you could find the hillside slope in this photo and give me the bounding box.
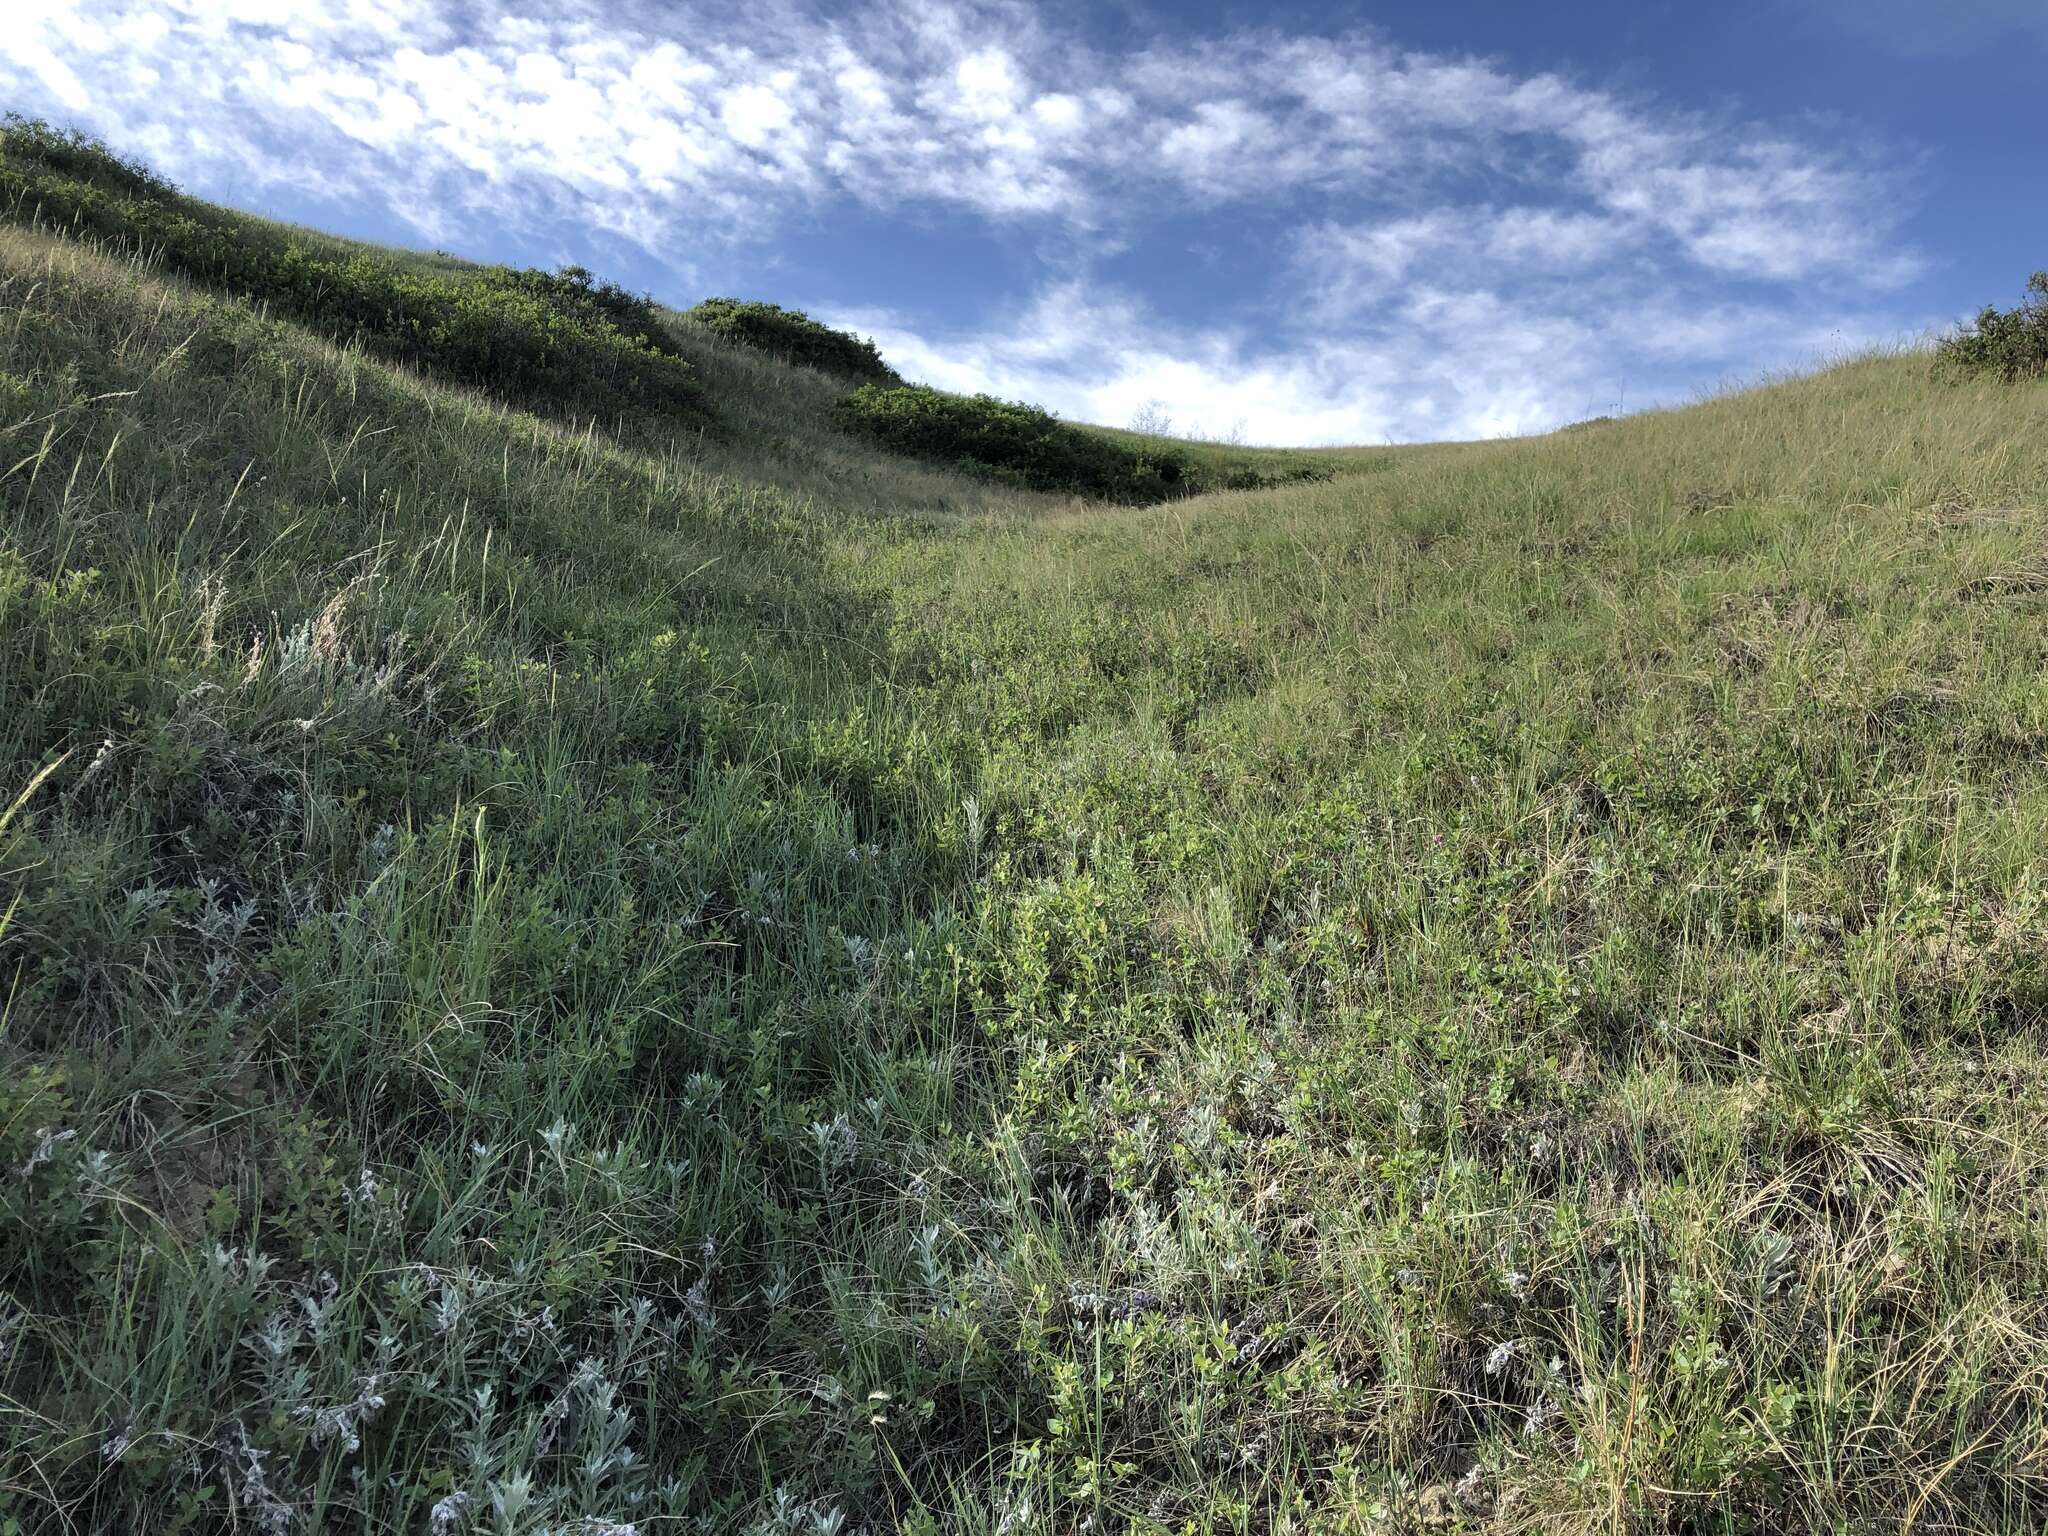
[4,171,2048,1533]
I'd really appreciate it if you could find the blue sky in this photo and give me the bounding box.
[4,0,2042,443]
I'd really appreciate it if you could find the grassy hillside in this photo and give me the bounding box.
[0,119,701,441]
[5,137,2048,1535]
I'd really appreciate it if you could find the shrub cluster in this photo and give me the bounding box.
[832,383,1196,503]
[685,297,903,384]
[833,385,1335,503]
[1937,271,2048,382]
[0,115,701,429]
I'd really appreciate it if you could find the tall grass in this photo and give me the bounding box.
[4,175,2048,1535]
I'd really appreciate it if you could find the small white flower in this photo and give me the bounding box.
[1484,1341,1517,1376]
[684,1277,716,1331]
[233,1423,296,1536]
[18,1126,77,1179]
[430,1490,472,1534]
[1454,1462,1489,1512]
[540,1119,574,1160]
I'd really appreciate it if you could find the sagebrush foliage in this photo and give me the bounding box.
[686,298,903,384]
[0,114,700,431]
[1938,271,2048,382]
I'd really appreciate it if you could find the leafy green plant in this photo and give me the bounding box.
[686,298,902,384]
[1937,271,2048,381]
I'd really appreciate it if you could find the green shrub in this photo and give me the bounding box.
[833,383,1195,503]
[0,113,174,200]
[686,297,902,383]
[0,114,701,429]
[834,386,1335,504]
[1937,271,2048,382]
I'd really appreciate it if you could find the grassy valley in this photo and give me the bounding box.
[5,119,2048,1535]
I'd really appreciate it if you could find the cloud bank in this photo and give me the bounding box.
[3,0,1927,441]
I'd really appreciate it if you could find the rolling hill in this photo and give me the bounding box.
[5,118,2048,1534]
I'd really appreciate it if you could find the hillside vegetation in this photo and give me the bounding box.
[834,386,1345,506]
[5,124,2048,1536]
[685,298,904,385]
[0,115,700,434]
[1938,270,2048,382]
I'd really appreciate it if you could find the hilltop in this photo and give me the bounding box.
[4,119,2048,1535]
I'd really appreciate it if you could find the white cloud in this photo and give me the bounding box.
[1030,93,1082,132]
[721,83,796,148]
[0,1,1915,272]
[0,0,1930,441]
[950,48,1023,117]
[10,42,92,110]
[1292,205,1645,324]
[832,276,1902,445]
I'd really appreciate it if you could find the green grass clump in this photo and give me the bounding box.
[1938,270,2048,381]
[685,297,903,384]
[8,129,2048,1536]
[0,115,700,432]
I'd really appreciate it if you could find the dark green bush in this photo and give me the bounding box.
[1937,272,2048,382]
[686,297,902,383]
[0,114,700,429]
[0,113,174,200]
[832,384,1195,503]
